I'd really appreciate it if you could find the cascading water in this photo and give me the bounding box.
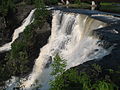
[0,9,35,52]
[6,10,114,90]
[18,10,114,90]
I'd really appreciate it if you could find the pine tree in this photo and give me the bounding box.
[51,54,66,76]
[34,0,48,27]
[0,0,15,16]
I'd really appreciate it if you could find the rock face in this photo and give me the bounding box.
[0,4,34,46]
[0,2,52,83]
[92,23,120,69]
[26,21,51,70]
[50,7,120,88]
[0,4,35,78]
[70,20,120,88]
[53,7,120,88]
[0,13,52,85]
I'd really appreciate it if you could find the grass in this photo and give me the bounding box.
[60,2,120,13]
[100,2,120,6]
[59,2,90,9]
[100,3,120,13]
[68,3,90,8]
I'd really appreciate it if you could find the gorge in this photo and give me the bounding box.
[0,4,120,90]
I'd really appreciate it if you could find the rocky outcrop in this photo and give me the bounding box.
[26,22,51,70]
[0,4,35,82]
[0,13,52,86]
[51,7,120,88]
[69,19,120,89]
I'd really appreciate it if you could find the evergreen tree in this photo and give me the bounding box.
[0,0,15,16]
[50,54,67,90]
[51,54,66,76]
[34,0,48,27]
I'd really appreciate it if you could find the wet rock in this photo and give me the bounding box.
[92,23,120,48]
[68,16,120,89]
[15,3,35,25]
[44,56,52,68]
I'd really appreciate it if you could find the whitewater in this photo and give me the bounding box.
[1,7,117,89]
[16,10,114,90]
[0,9,35,52]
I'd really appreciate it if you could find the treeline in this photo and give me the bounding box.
[0,0,34,17]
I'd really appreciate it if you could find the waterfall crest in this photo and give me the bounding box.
[0,9,35,52]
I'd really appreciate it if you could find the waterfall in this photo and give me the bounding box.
[19,10,113,90]
[5,10,114,90]
[0,9,35,52]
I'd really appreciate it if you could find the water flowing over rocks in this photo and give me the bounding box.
[19,9,117,90]
[0,7,120,90]
[57,8,120,89]
[0,4,34,46]
[0,8,52,87]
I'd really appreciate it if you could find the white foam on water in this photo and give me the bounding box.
[6,10,113,90]
[20,11,113,90]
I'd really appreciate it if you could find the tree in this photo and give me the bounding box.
[50,54,67,90]
[51,54,66,76]
[34,0,48,27]
[0,0,15,16]
[50,55,119,90]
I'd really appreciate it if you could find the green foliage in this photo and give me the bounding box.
[92,63,102,73]
[34,0,48,27]
[10,41,26,58]
[0,0,50,82]
[50,68,119,90]
[108,69,114,74]
[0,0,51,86]
[0,0,15,16]
[51,54,66,76]
[50,54,67,90]
[23,24,33,41]
[35,0,45,9]
[92,81,118,90]
[62,70,91,90]
[50,56,119,90]
[0,64,11,82]
[44,0,58,5]
[5,40,30,76]
[2,24,34,80]
[74,0,81,5]
[50,55,90,90]
[24,0,34,5]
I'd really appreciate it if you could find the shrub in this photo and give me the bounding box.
[34,0,48,27]
[50,55,119,90]
[5,41,29,76]
[92,81,118,90]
